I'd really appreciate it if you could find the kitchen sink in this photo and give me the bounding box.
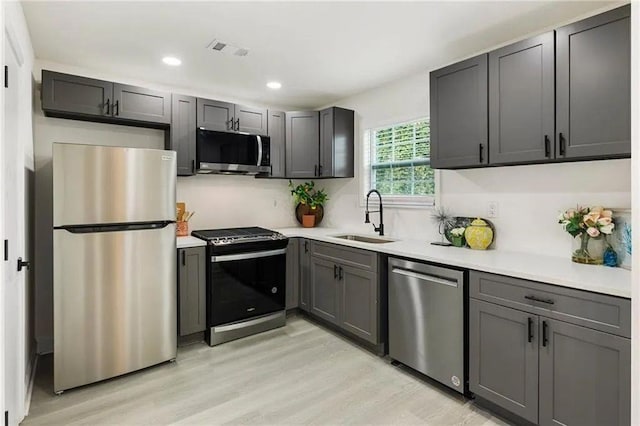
[332,234,395,244]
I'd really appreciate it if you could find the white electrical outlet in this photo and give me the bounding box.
[487,201,498,218]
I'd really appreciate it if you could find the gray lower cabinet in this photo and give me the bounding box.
[539,318,630,426]
[310,256,340,325]
[267,110,286,178]
[42,70,112,118]
[469,271,631,425]
[489,32,555,165]
[556,5,630,160]
[286,111,320,178]
[112,83,171,125]
[306,241,382,346]
[339,264,377,344]
[285,239,299,310]
[299,239,311,312]
[177,247,206,336]
[469,299,539,423]
[430,54,488,169]
[170,94,197,176]
[319,107,354,178]
[197,98,235,131]
[42,70,171,127]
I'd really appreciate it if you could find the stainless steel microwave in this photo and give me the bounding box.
[196,128,271,175]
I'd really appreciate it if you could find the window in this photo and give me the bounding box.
[364,118,436,206]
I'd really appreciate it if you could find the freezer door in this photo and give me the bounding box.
[53,143,176,226]
[53,224,177,392]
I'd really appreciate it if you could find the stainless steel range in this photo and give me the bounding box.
[191,227,289,346]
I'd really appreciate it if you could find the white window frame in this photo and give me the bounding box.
[361,118,439,208]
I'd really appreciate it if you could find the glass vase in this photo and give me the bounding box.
[572,233,605,265]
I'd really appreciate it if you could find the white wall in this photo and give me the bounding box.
[32,60,299,352]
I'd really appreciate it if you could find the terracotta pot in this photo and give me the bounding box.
[176,221,189,237]
[302,214,316,228]
[295,203,324,226]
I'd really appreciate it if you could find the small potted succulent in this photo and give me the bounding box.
[289,180,329,228]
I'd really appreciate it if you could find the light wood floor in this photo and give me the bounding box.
[23,316,510,425]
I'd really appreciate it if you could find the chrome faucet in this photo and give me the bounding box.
[365,189,384,236]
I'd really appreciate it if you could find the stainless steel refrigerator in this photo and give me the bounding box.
[53,143,177,393]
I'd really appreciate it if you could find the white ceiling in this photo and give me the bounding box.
[22,1,619,109]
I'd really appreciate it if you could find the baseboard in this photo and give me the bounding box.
[24,354,38,416]
[36,336,53,354]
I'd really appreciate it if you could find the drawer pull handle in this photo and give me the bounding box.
[542,320,549,347]
[527,317,533,343]
[524,295,554,305]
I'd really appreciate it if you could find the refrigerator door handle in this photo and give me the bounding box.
[56,221,175,234]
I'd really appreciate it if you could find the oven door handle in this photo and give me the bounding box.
[211,248,286,263]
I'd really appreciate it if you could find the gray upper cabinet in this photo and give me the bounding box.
[267,110,286,178]
[235,104,267,135]
[42,70,112,118]
[339,264,377,344]
[538,318,630,426]
[42,70,171,127]
[319,107,355,178]
[286,111,320,178]
[489,32,555,165]
[177,247,206,336]
[469,299,539,424]
[430,54,488,169]
[299,239,311,312]
[112,83,171,125]
[197,98,234,132]
[556,5,630,160]
[170,95,197,176]
[310,255,340,325]
[286,239,300,310]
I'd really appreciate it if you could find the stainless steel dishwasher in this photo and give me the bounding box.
[388,257,465,393]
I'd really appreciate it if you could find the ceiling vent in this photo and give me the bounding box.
[207,39,249,57]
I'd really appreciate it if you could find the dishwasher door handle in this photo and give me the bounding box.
[391,267,459,288]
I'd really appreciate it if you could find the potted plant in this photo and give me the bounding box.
[289,180,329,228]
[558,206,615,264]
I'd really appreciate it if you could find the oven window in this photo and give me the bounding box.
[209,253,286,326]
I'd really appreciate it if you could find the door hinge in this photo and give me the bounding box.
[3,240,8,261]
[4,65,7,88]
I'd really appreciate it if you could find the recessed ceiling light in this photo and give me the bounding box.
[267,81,282,90]
[162,56,181,66]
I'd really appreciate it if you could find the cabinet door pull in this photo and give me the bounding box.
[559,132,566,156]
[318,165,323,176]
[479,143,484,164]
[314,165,318,176]
[235,118,240,131]
[527,317,534,343]
[192,160,196,174]
[226,118,234,131]
[542,321,549,347]
[524,295,555,305]
[114,100,119,116]
[334,265,338,279]
[304,240,308,253]
[338,266,344,280]
[181,250,186,266]
[544,135,551,157]
[105,98,110,115]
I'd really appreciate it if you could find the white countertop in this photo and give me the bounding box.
[275,227,632,299]
[177,236,207,249]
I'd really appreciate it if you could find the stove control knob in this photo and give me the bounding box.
[271,287,278,294]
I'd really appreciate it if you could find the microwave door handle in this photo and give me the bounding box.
[256,135,263,166]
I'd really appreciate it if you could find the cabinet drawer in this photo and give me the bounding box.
[310,241,378,272]
[470,271,630,338]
